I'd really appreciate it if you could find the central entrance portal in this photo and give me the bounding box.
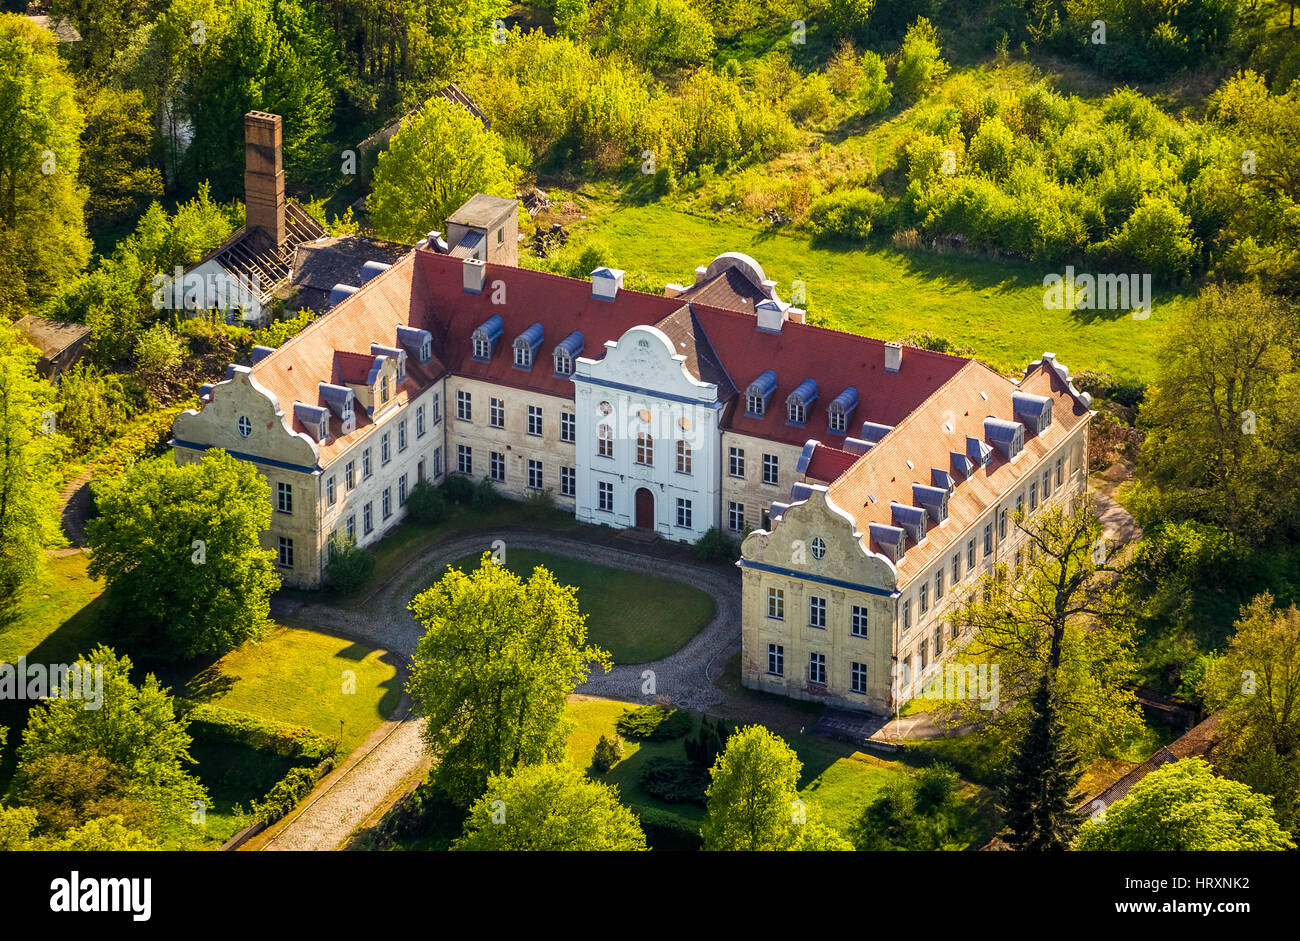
[634,487,654,529]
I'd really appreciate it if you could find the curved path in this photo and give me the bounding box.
[261,530,740,850]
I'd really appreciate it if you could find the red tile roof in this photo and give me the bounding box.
[805,443,859,483]
[334,350,377,384]
[825,359,1092,583]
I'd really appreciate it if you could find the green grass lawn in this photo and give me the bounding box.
[442,549,715,664]
[576,202,1189,380]
[181,625,402,757]
[565,697,997,846]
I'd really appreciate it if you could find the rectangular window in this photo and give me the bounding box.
[527,459,543,490]
[276,481,292,514]
[919,582,929,614]
[433,447,442,478]
[363,449,372,479]
[382,488,392,520]
[762,453,779,485]
[851,662,868,694]
[1056,457,1063,486]
[767,588,785,620]
[999,508,1007,540]
[809,653,826,685]
[676,440,692,474]
[903,599,911,630]
[984,523,993,557]
[809,595,826,629]
[398,420,407,452]
[457,390,472,422]
[561,411,575,443]
[490,451,505,482]
[561,466,575,497]
[729,447,745,478]
[346,515,355,541]
[598,481,614,512]
[489,397,504,429]
[277,537,294,568]
[416,405,425,438]
[527,405,542,437]
[380,376,389,404]
[399,474,408,505]
[728,501,745,532]
[326,476,336,506]
[851,605,868,638]
[598,425,614,458]
[1042,470,1051,500]
[363,503,373,535]
[381,433,390,465]
[934,626,943,657]
[432,393,441,424]
[920,639,929,669]
[457,445,472,475]
[636,434,653,466]
[967,538,975,569]
[935,568,944,598]
[676,497,692,529]
[768,644,784,677]
[1030,482,1038,510]
[952,553,960,583]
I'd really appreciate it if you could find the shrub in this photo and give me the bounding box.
[855,51,893,115]
[807,189,886,244]
[324,533,375,595]
[639,757,710,805]
[521,487,555,517]
[591,733,625,773]
[473,477,499,510]
[405,481,448,524]
[251,765,325,824]
[442,474,475,505]
[615,704,693,741]
[694,526,740,562]
[184,703,337,761]
[895,17,950,103]
[636,806,703,851]
[789,74,833,124]
[684,715,732,770]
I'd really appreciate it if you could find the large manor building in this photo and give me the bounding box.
[172,188,1094,716]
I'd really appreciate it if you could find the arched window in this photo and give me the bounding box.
[676,439,692,474]
[554,347,572,375]
[787,398,806,424]
[636,432,653,466]
[598,424,614,458]
[747,389,765,416]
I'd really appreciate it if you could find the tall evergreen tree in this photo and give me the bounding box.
[1000,675,1082,851]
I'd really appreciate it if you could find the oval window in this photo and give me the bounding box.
[637,408,652,423]
[811,537,827,561]
[238,416,252,438]
[679,416,691,431]
[598,401,612,415]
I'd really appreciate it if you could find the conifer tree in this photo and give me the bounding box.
[1000,675,1082,850]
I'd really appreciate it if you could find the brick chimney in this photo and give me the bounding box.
[244,112,286,250]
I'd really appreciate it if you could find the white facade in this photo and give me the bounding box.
[572,325,725,542]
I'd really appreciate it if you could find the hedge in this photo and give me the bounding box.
[183,702,338,761]
[636,807,703,852]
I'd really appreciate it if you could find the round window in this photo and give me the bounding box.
[598,401,612,415]
[638,408,652,423]
[679,416,691,431]
[237,416,252,438]
[811,537,827,560]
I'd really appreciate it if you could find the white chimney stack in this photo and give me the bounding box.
[591,267,624,301]
[885,341,903,374]
[756,299,787,333]
[463,256,486,294]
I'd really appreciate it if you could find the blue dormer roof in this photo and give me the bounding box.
[912,483,949,523]
[984,418,1025,459]
[842,437,871,455]
[870,522,907,559]
[329,284,359,308]
[1012,390,1053,432]
[770,502,790,524]
[791,378,819,405]
[477,315,503,342]
[932,468,956,490]
[860,421,893,443]
[516,323,544,353]
[556,331,584,358]
[294,402,329,439]
[789,482,815,504]
[967,436,993,466]
[319,382,354,418]
[831,387,859,412]
[360,260,391,283]
[891,502,928,543]
[749,370,778,397]
[397,325,433,363]
[250,344,275,364]
[952,451,973,475]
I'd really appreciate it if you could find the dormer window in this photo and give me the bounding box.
[746,370,777,418]
[421,338,431,361]
[1012,391,1054,435]
[513,323,544,371]
[471,315,503,362]
[828,387,859,434]
[786,379,818,427]
[552,331,584,377]
[380,376,389,404]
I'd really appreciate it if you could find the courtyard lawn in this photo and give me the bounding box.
[182,625,402,757]
[0,553,103,668]
[575,203,1190,380]
[444,549,715,664]
[565,697,997,846]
